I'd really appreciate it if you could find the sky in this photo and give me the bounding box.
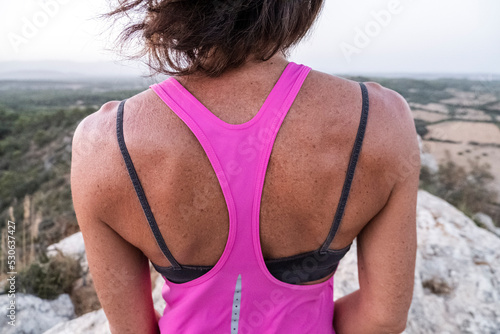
[0,0,499,75]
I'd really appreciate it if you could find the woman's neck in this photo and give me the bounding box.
[176,52,289,86]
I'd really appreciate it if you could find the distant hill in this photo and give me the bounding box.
[1,60,499,81]
[0,60,148,81]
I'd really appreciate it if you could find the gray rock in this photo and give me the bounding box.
[0,293,75,334]
[152,272,166,312]
[417,134,439,174]
[408,191,499,333]
[43,269,166,334]
[46,231,88,271]
[43,309,110,334]
[473,212,500,237]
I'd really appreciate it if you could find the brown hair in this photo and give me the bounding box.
[106,0,324,77]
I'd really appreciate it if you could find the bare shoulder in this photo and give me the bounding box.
[362,80,421,187]
[72,100,121,166]
[310,71,415,139]
[70,89,165,211]
[73,100,121,137]
[71,99,126,219]
[363,80,416,136]
[306,70,420,188]
[72,89,159,163]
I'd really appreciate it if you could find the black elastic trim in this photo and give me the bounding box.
[116,100,181,270]
[152,262,212,284]
[264,244,351,284]
[320,82,369,254]
[265,250,349,285]
[153,243,351,285]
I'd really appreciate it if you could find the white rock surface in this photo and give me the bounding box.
[46,232,85,258]
[406,191,500,334]
[0,293,75,334]
[335,190,500,334]
[46,231,88,271]
[417,134,439,174]
[152,273,167,312]
[43,308,110,334]
[43,190,500,333]
[473,212,500,237]
[42,268,166,334]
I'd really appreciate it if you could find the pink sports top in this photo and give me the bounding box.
[116,62,369,333]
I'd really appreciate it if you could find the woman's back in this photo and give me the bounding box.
[72,54,419,332]
[82,57,398,271]
[78,58,397,266]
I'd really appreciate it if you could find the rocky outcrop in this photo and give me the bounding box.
[42,190,500,333]
[152,272,166,312]
[417,134,438,174]
[41,269,165,334]
[473,212,500,237]
[336,190,500,333]
[0,293,74,334]
[406,191,500,334]
[46,230,100,315]
[46,231,88,271]
[43,308,109,334]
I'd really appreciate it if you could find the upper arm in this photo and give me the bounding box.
[71,104,160,334]
[356,85,420,328]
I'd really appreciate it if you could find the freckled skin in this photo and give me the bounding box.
[71,53,420,333]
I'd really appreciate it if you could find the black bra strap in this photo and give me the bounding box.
[320,82,369,254]
[116,100,181,270]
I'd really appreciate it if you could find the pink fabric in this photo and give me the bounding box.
[150,62,336,333]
